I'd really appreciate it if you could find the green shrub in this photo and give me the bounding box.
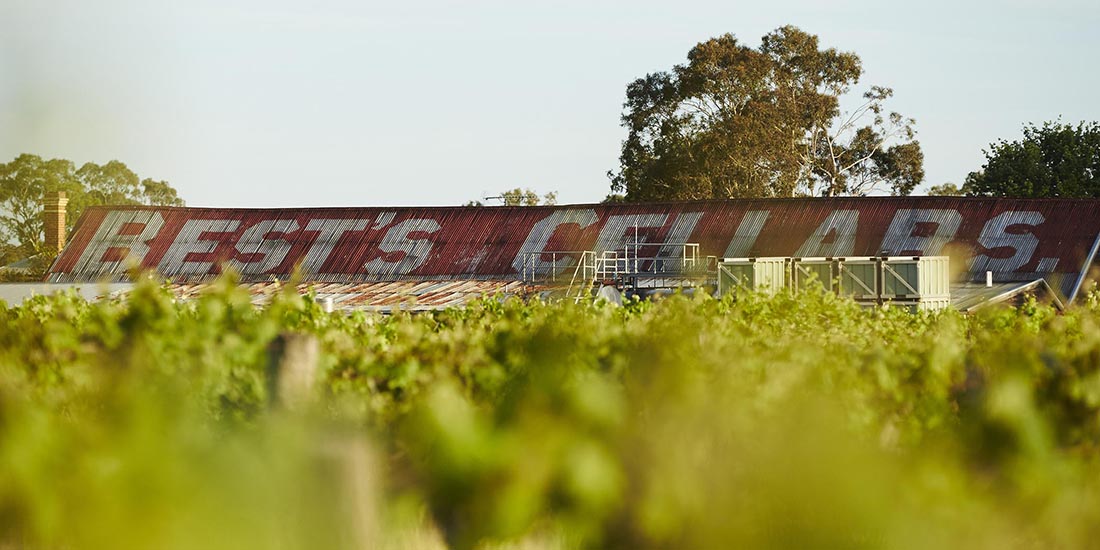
[1,277,1100,549]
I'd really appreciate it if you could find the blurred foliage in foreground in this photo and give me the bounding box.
[2,276,1100,549]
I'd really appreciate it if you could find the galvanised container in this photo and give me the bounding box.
[881,256,952,300]
[718,257,788,296]
[790,257,836,293]
[837,258,881,301]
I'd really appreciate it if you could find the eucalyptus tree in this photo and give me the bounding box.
[609,26,923,201]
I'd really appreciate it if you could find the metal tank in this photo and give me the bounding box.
[717,257,788,296]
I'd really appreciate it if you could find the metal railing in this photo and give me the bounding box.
[519,250,581,284]
[518,243,716,301]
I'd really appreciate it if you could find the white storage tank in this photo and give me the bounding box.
[790,257,836,293]
[885,298,952,313]
[717,258,788,297]
[836,257,881,301]
[880,256,951,301]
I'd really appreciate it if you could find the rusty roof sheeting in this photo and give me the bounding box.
[164,280,531,312]
[47,198,1100,301]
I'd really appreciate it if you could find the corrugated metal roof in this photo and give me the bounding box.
[1,255,42,271]
[0,283,134,306]
[47,198,1100,302]
[0,278,1069,313]
[0,280,532,312]
[951,279,1064,312]
[165,280,532,312]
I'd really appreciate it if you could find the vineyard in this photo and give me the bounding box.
[2,276,1100,549]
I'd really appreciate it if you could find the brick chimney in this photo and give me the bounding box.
[43,191,69,252]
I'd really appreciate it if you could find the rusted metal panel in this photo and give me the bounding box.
[155,280,530,312]
[47,198,1100,300]
[952,279,1065,312]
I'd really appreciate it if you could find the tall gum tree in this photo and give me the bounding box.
[609,26,924,201]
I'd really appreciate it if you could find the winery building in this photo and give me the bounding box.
[5,196,1100,311]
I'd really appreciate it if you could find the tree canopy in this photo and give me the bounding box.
[498,188,557,206]
[0,154,185,260]
[964,121,1100,198]
[927,183,962,196]
[467,188,558,207]
[609,26,923,201]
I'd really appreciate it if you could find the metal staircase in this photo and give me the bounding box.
[520,241,717,302]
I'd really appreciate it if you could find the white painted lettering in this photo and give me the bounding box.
[157,219,241,275]
[595,214,667,253]
[371,212,396,230]
[300,219,371,273]
[363,218,442,275]
[656,212,704,259]
[723,211,770,258]
[795,210,858,257]
[225,219,300,275]
[71,210,165,274]
[511,209,598,275]
[879,209,962,255]
[969,211,1044,274]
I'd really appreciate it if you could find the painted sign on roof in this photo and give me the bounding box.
[47,198,1100,299]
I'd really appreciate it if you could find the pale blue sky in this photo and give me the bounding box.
[2,0,1097,207]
